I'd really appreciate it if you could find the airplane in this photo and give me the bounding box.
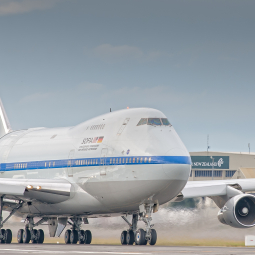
[0,98,255,246]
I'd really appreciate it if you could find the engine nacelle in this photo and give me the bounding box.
[218,194,255,228]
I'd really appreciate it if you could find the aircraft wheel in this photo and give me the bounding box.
[70,230,78,244]
[135,229,146,245]
[120,230,127,245]
[17,229,24,243]
[31,229,38,243]
[64,229,71,244]
[79,230,85,244]
[149,229,157,245]
[37,229,44,244]
[0,229,5,243]
[4,229,12,244]
[84,230,92,244]
[126,230,135,245]
[23,229,31,243]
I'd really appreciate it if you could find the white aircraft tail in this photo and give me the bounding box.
[0,98,11,138]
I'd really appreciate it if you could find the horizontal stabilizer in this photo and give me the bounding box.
[0,98,11,138]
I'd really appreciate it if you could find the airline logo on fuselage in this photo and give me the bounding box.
[81,136,104,144]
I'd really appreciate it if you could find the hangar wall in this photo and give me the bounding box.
[189,151,255,181]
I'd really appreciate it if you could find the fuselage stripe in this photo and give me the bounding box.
[0,156,191,172]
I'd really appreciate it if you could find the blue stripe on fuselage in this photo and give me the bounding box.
[0,156,191,172]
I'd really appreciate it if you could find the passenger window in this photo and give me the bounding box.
[129,158,131,163]
[161,118,171,126]
[144,157,147,163]
[137,158,139,163]
[123,158,125,164]
[140,158,143,163]
[137,118,147,126]
[113,158,115,164]
[148,118,162,126]
[149,157,152,163]
[126,158,128,164]
[133,158,135,163]
[116,158,118,164]
[110,158,112,164]
[96,159,98,164]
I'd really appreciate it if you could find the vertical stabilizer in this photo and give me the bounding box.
[0,99,11,138]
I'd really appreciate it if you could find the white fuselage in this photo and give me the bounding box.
[0,108,191,218]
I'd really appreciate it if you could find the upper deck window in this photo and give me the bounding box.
[137,118,147,126]
[161,118,171,126]
[148,118,161,126]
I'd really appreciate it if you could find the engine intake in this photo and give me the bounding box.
[218,194,255,228]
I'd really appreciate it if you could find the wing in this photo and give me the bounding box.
[177,178,255,208]
[0,178,71,204]
[181,179,255,198]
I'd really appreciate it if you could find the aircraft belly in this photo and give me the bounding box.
[81,164,189,212]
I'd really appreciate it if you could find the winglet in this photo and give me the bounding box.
[0,98,11,138]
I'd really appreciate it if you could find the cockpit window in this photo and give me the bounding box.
[148,118,162,126]
[137,118,147,126]
[161,118,171,126]
[137,118,172,127]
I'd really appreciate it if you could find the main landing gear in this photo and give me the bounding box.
[121,202,157,246]
[0,197,24,244]
[17,217,45,244]
[64,217,92,244]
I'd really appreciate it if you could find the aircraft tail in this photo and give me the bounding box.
[0,98,11,138]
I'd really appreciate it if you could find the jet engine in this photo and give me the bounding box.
[218,194,255,228]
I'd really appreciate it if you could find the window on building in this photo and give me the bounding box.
[226,170,236,177]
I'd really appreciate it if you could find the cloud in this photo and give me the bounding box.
[0,0,59,16]
[91,44,161,62]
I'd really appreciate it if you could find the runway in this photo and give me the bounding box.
[0,244,254,255]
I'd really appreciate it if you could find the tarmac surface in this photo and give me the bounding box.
[0,244,255,255]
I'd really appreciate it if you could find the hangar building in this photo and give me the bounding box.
[189,151,255,181]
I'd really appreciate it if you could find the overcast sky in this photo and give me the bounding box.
[0,0,254,153]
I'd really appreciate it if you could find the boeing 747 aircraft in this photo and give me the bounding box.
[0,98,255,245]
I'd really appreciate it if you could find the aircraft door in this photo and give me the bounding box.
[67,149,75,177]
[100,148,108,175]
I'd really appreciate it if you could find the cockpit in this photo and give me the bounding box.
[137,118,172,126]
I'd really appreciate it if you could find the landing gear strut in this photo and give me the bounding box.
[121,201,158,246]
[64,217,92,244]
